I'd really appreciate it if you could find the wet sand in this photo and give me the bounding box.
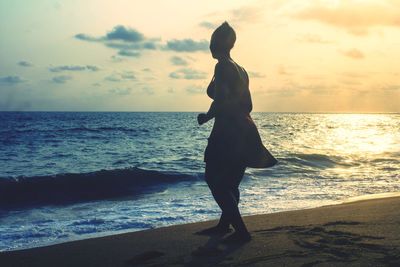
[1,196,400,266]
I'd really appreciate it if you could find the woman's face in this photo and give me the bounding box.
[210,33,231,59]
[209,38,218,59]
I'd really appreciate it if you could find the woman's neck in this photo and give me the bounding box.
[217,53,231,62]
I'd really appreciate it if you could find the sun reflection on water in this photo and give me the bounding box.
[325,114,398,155]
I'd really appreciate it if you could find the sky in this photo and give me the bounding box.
[0,0,399,112]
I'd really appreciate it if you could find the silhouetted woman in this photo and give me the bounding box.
[197,22,277,243]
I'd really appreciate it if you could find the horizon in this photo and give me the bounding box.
[1,110,400,114]
[1,0,400,113]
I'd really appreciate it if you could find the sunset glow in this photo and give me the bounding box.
[1,0,399,112]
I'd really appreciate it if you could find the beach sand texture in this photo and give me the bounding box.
[1,196,399,267]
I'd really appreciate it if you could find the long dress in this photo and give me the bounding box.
[204,61,277,169]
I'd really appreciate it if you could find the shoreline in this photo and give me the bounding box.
[1,194,400,266]
[2,191,399,253]
[342,191,400,203]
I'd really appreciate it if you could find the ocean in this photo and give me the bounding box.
[0,112,399,251]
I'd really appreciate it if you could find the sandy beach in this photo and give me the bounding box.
[1,195,399,267]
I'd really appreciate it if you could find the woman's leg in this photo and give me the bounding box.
[195,163,231,235]
[205,163,230,229]
[198,162,249,239]
[230,164,246,204]
[207,163,248,234]
[218,165,245,228]
[226,165,248,234]
[210,181,248,235]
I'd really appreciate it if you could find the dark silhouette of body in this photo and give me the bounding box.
[197,22,277,243]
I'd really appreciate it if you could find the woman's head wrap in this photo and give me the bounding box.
[211,22,236,52]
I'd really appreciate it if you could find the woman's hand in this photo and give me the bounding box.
[197,113,209,125]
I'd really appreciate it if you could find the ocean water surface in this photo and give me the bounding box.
[0,112,399,251]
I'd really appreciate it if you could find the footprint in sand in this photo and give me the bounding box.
[322,220,361,226]
[250,221,400,266]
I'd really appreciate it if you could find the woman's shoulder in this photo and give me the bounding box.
[215,58,237,68]
[214,60,237,77]
[215,60,248,82]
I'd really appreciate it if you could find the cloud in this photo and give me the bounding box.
[105,40,158,51]
[202,4,265,30]
[296,34,335,44]
[120,71,135,80]
[75,25,160,58]
[169,68,207,80]
[304,75,324,81]
[18,61,33,67]
[381,85,400,92]
[76,25,209,58]
[105,71,136,82]
[109,88,132,95]
[302,84,337,95]
[170,56,189,66]
[259,87,297,97]
[76,26,145,43]
[50,65,85,72]
[199,21,218,29]
[340,48,365,59]
[49,65,100,72]
[262,82,338,97]
[339,72,368,78]
[292,2,400,36]
[144,76,156,81]
[74,33,100,42]
[278,66,294,76]
[86,65,100,71]
[165,39,209,52]
[110,55,126,63]
[248,71,266,78]
[52,75,72,84]
[0,75,26,85]
[230,6,263,24]
[186,85,204,94]
[142,87,155,95]
[105,75,121,82]
[105,25,144,42]
[118,50,141,57]
[339,79,362,86]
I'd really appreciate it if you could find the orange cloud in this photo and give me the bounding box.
[296,34,335,44]
[202,4,264,30]
[292,1,400,36]
[278,65,293,76]
[340,48,365,59]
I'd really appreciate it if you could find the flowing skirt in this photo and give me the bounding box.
[204,114,277,168]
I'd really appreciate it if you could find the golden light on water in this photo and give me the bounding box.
[326,114,397,155]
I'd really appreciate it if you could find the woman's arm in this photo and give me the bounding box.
[242,68,253,113]
[197,62,230,125]
[206,76,215,99]
[205,62,230,119]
